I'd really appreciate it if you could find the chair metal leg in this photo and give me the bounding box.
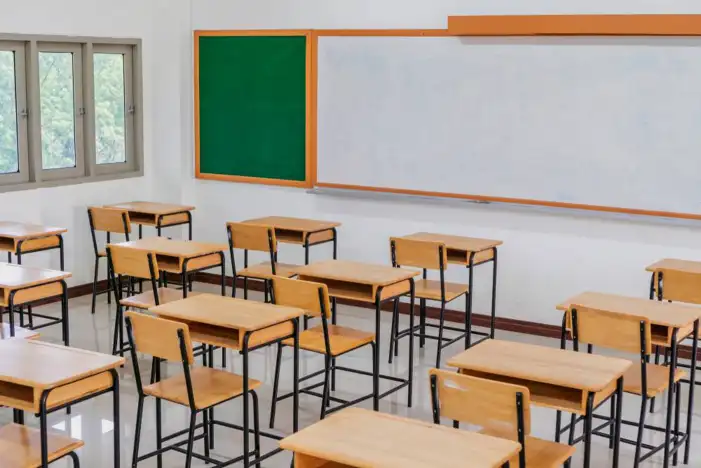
[131,396,144,468]
[634,397,649,468]
[269,342,283,428]
[673,381,681,466]
[388,298,398,364]
[419,298,426,348]
[91,257,99,314]
[156,397,163,468]
[321,355,331,418]
[252,391,262,468]
[203,405,210,460]
[436,301,446,368]
[184,411,197,468]
[68,452,80,467]
[609,393,615,449]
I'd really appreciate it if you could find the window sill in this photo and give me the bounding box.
[0,169,144,193]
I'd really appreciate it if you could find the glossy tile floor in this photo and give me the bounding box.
[6,283,701,467]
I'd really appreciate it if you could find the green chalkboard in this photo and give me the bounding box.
[196,33,308,184]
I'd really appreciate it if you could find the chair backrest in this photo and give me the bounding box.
[390,237,447,270]
[88,207,131,234]
[107,244,159,280]
[227,222,277,253]
[126,311,194,364]
[272,277,331,318]
[659,269,701,304]
[429,369,530,439]
[569,305,652,356]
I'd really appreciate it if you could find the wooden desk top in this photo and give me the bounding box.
[106,201,195,215]
[557,291,701,329]
[150,293,304,332]
[403,232,502,252]
[447,339,631,392]
[0,222,66,239]
[646,258,701,274]
[280,408,520,468]
[243,216,340,233]
[295,260,419,286]
[0,340,123,390]
[0,263,70,290]
[114,237,226,258]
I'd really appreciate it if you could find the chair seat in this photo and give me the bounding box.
[282,324,374,357]
[414,279,468,302]
[623,363,686,397]
[144,367,262,410]
[0,423,83,468]
[237,262,298,280]
[120,289,200,310]
[480,428,575,468]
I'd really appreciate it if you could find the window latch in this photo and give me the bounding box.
[78,107,86,116]
[127,105,136,115]
[19,109,29,119]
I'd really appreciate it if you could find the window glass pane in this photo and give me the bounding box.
[94,53,126,164]
[39,52,76,169]
[0,51,19,174]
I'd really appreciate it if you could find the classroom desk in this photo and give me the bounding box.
[105,201,195,239]
[150,293,303,468]
[0,263,70,343]
[294,259,418,409]
[280,407,521,468]
[113,237,226,296]
[447,339,631,468]
[243,216,340,264]
[0,339,123,467]
[401,232,502,345]
[646,258,701,303]
[0,222,66,270]
[557,291,701,466]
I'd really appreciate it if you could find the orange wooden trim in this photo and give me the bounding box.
[197,173,309,188]
[194,29,313,188]
[314,29,451,37]
[194,31,201,178]
[194,29,311,37]
[447,14,701,36]
[316,182,701,221]
[309,32,319,186]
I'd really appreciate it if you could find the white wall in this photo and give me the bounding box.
[184,0,701,327]
[0,0,190,284]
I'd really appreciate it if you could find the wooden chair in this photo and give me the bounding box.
[268,277,376,428]
[0,423,83,467]
[567,306,686,468]
[87,207,131,315]
[649,267,701,396]
[226,222,297,301]
[126,312,261,468]
[389,237,469,368]
[429,369,574,468]
[107,244,194,357]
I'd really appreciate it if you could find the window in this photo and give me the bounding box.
[0,36,141,191]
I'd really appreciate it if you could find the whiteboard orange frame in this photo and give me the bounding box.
[194,30,314,188]
[312,15,701,220]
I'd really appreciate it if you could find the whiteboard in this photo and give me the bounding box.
[317,36,701,215]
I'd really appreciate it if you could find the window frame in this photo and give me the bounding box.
[92,43,137,175]
[0,41,29,184]
[0,34,143,192]
[36,42,86,181]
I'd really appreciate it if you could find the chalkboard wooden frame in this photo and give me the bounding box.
[194,30,314,188]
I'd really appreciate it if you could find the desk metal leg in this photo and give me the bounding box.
[407,278,415,407]
[40,390,49,467]
[61,280,69,346]
[110,369,120,468]
[243,332,251,468]
[583,392,594,468]
[490,248,498,339]
[374,289,382,411]
[613,377,623,468]
[685,320,698,463]
[293,318,300,432]
[663,330,678,468]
